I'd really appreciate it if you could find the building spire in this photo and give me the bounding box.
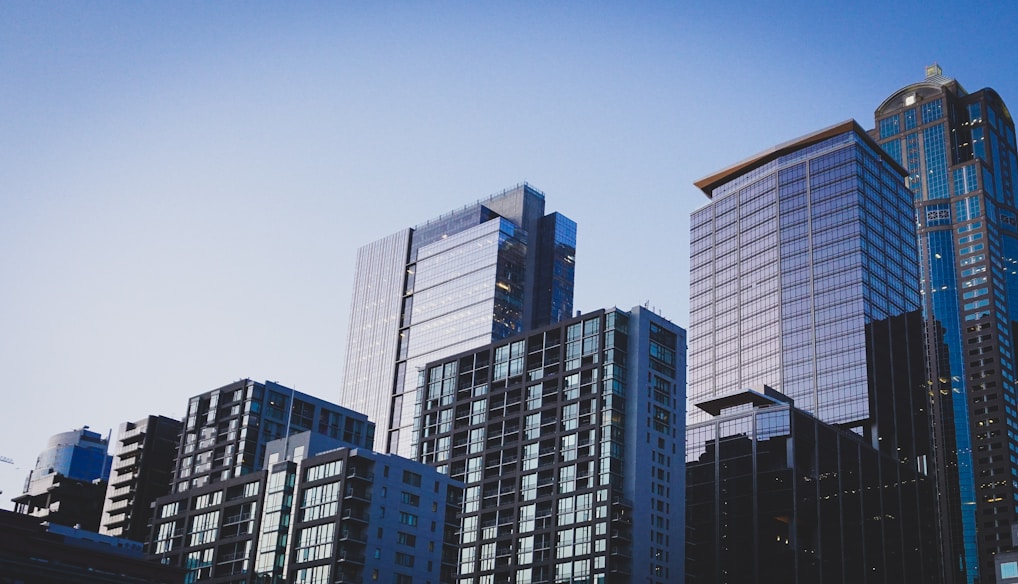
[925,62,942,78]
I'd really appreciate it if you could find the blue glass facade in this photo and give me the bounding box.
[22,427,112,491]
[687,121,941,582]
[689,123,920,434]
[14,427,114,531]
[341,184,576,457]
[874,68,1018,583]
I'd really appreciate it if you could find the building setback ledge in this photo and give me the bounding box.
[694,386,792,416]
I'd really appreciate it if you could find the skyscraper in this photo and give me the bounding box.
[686,121,943,581]
[415,306,686,584]
[341,183,576,457]
[873,65,1018,583]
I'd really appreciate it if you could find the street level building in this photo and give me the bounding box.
[872,65,1018,583]
[100,415,183,541]
[415,306,686,584]
[341,183,576,457]
[0,509,184,584]
[687,382,939,583]
[686,121,942,582]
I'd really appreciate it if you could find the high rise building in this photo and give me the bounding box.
[100,415,183,541]
[872,65,1018,583]
[170,379,374,493]
[149,380,459,584]
[12,427,113,531]
[415,306,686,584]
[341,183,576,457]
[685,121,943,581]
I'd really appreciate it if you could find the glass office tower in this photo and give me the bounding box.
[341,183,576,457]
[873,65,1018,583]
[686,121,944,582]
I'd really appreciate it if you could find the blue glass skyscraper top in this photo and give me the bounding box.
[22,427,112,493]
[874,66,1018,583]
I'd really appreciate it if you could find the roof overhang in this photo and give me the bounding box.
[693,120,907,198]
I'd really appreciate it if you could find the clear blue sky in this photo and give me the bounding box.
[2,1,1016,505]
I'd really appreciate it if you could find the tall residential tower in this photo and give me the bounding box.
[873,65,1018,583]
[341,183,576,457]
[416,306,686,584]
[100,415,182,542]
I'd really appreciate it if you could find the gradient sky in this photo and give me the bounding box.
[2,1,1017,506]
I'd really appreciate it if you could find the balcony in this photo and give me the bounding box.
[112,455,140,473]
[337,550,366,565]
[107,484,134,502]
[344,488,371,502]
[106,498,131,511]
[345,469,373,482]
[333,571,363,584]
[610,545,632,558]
[341,508,369,523]
[223,511,254,525]
[218,550,249,562]
[339,529,367,543]
[103,514,130,530]
[108,472,135,489]
[120,427,146,445]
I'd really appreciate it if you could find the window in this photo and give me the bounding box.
[402,470,422,487]
[399,511,418,526]
[193,491,223,510]
[400,491,420,506]
[969,102,983,123]
[1002,561,1018,579]
[395,552,415,567]
[266,391,288,420]
[184,548,213,584]
[294,565,330,584]
[159,502,180,518]
[905,108,917,130]
[295,523,335,562]
[188,510,219,546]
[922,99,944,123]
[954,165,978,195]
[306,460,342,482]
[301,482,340,521]
[292,399,315,427]
[397,531,417,547]
[879,116,900,139]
